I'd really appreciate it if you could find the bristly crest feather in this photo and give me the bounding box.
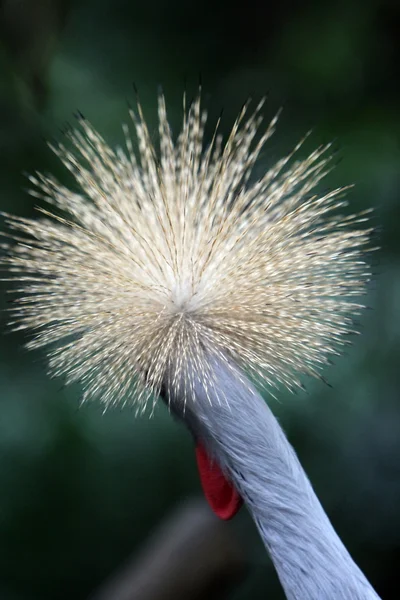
[0,92,373,413]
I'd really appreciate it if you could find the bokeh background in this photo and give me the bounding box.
[0,0,399,598]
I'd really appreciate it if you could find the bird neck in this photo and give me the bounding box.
[174,358,380,600]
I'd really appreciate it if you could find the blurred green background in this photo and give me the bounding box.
[0,0,399,598]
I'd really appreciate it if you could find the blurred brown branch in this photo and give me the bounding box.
[89,498,247,600]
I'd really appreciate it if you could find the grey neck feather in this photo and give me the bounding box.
[167,357,381,600]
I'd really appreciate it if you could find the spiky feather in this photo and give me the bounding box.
[0,93,372,411]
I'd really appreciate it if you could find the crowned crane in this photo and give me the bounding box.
[0,91,380,600]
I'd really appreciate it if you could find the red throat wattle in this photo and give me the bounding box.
[195,442,243,520]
